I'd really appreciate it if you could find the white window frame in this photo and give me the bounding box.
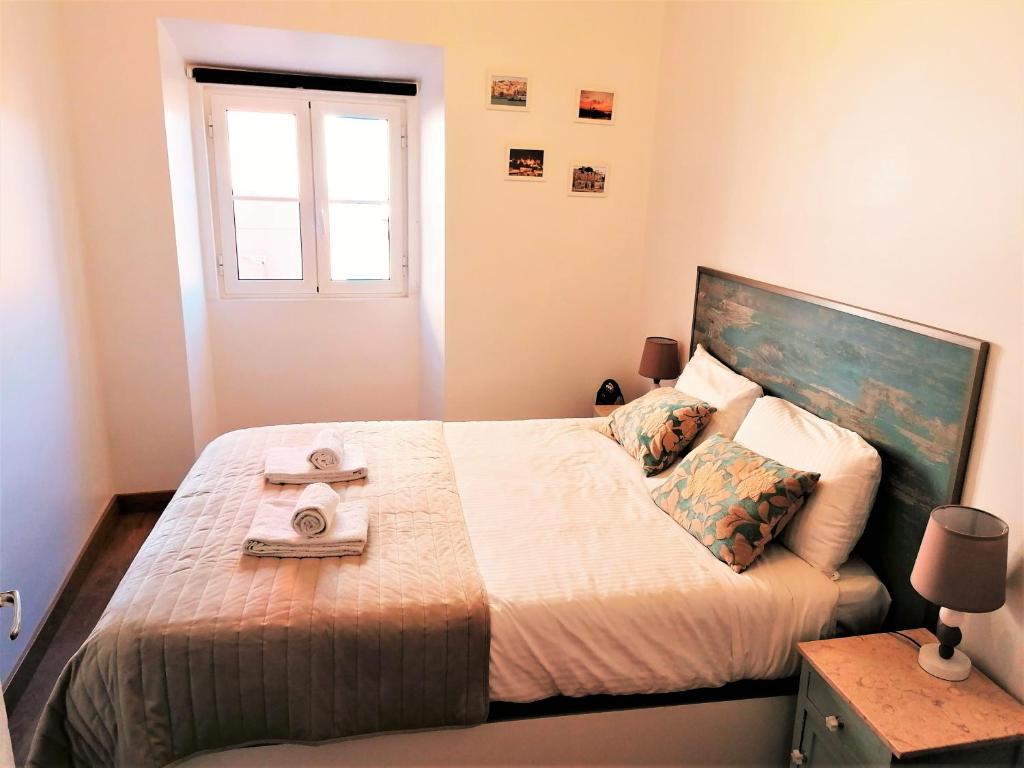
[208,92,318,296]
[204,85,409,298]
[310,99,407,297]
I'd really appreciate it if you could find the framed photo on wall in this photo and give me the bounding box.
[568,163,608,196]
[506,147,546,181]
[575,87,616,124]
[488,73,530,111]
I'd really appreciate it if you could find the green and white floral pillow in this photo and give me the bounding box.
[651,434,820,572]
[603,388,715,476]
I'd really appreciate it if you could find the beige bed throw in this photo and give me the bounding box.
[28,421,490,767]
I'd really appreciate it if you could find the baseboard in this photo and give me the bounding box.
[116,489,176,516]
[2,490,173,708]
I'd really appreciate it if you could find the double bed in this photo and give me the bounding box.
[28,269,987,767]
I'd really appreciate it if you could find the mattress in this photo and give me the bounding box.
[834,557,891,634]
[445,417,852,703]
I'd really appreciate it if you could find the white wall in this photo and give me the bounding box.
[433,2,665,419]
[157,24,220,453]
[0,1,115,683]
[418,59,446,420]
[56,3,198,493]
[640,0,1024,697]
[52,1,666,490]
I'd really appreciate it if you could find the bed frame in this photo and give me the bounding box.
[690,267,988,630]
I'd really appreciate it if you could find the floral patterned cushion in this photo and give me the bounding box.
[651,434,820,572]
[605,388,716,476]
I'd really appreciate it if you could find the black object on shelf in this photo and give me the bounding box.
[596,379,625,406]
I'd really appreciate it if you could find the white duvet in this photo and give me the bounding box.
[444,418,843,703]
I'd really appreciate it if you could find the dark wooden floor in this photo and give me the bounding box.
[7,510,160,765]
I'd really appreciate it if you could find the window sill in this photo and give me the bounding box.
[215,292,410,302]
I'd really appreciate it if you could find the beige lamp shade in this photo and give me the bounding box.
[910,505,1009,614]
[638,337,681,382]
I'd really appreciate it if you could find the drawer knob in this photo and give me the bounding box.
[790,749,806,765]
[824,714,842,732]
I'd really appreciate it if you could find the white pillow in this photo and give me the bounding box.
[733,396,882,575]
[675,344,763,448]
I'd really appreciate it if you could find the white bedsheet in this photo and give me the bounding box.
[445,417,843,703]
[834,557,891,634]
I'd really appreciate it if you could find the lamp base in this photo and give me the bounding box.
[918,642,972,681]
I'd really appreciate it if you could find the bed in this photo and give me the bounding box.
[28,269,987,767]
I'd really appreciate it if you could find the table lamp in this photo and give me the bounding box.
[910,505,1009,681]
[638,337,681,387]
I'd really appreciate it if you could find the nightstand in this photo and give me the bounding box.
[790,629,1024,766]
[592,403,622,417]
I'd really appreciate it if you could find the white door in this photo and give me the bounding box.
[0,686,13,768]
[0,590,20,767]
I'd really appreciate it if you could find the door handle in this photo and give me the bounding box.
[0,590,21,640]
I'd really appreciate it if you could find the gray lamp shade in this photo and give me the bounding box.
[910,505,1009,614]
[638,337,681,381]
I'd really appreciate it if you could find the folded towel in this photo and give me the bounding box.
[264,444,368,485]
[291,482,339,537]
[243,499,370,558]
[307,429,345,470]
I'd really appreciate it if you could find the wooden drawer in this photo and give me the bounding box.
[796,705,866,767]
[800,667,891,765]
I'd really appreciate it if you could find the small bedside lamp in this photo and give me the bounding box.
[638,337,681,387]
[910,505,1009,681]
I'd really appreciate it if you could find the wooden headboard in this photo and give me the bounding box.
[690,268,988,630]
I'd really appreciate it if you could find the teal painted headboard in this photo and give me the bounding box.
[690,268,988,630]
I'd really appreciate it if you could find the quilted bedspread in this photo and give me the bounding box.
[28,421,490,767]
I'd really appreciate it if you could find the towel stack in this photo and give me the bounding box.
[244,427,372,558]
[243,482,370,558]
[264,428,368,484]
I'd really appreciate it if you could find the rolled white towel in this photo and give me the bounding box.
[291,482,339,537]
[264,444,368,485]
[307,429,345,470]
[244,500,369,558]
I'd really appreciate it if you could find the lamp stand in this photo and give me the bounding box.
[918,608,972,681]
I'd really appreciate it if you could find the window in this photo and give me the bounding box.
[206,89,408,297]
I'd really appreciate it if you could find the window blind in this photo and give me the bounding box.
[191,67,417,97]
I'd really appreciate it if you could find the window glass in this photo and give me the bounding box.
[323,115,392,282]
[233,200,303,280]
[225,110,302,280]
[328,202,391,280]
[324,116,390,202]
[226,111,299,197]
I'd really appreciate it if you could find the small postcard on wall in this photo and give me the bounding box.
[569,163,608,196]
[506,147,545,181]
[576,88,615,124]
[489,74,529,110]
